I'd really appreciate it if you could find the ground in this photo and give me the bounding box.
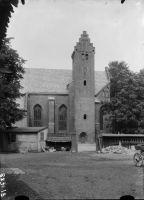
[1,151,144,199]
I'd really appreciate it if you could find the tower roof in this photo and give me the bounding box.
[74,31,95,53]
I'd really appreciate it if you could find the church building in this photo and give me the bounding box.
[15,31,110,147]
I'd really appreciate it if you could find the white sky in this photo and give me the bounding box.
[7,0,144,72]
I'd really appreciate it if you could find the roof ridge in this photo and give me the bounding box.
[24,68,107,73]
[25,68,72,71]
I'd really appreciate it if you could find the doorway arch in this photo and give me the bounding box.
[79,132,88,143]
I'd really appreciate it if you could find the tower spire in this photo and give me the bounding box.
[74,31,95,53]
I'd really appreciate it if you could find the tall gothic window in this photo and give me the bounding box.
[34,104,42,127]
[59,105,67,131]
[106,90,109,101]
[100,107,103,130]
[101,91,105,97]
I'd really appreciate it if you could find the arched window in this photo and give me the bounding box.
[79,132,88,143]
[59,105,67,131]
[34,104,42,127]
[106,90,109,98]
[82,53,85,59]
[84,80,87,86]
[85,54,88,60]
[100,107,103,130]
[101,91,105,97]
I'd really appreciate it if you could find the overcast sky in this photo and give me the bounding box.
[7,0,144,72]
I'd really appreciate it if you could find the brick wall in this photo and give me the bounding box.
[28,94,48,127]
[67,82,75,134]
[28,93,69,134]
[72,31,95,143]
[75,97,95,143]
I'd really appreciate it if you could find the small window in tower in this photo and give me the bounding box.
[85,54,88,60]
[82,53,85,59]
[84,80,87,86]
[84,114,87,120]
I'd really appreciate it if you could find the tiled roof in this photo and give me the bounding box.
[94,71,109,94]
[20,68,109,95]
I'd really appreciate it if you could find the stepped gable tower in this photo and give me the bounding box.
[71,31,95,143]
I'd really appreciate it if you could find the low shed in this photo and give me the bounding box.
[100,133,144,148]
[1,127,48,153]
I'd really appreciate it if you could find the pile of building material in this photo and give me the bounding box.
[49,148,56,152]
[101,145,135,154]
[41,147,56,153]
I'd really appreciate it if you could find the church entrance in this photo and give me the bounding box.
[79,132,87,143]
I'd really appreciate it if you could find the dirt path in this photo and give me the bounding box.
[1,152,144,199]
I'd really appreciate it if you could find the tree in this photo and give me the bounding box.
[0,38,26,130]
[0,0,25,50]
[140,68,144,80]
[108,61,133,98]
[102,61,144,134]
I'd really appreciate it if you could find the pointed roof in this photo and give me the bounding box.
[74,31,95,53]
[79,31,90,43]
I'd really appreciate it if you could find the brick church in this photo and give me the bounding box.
[16,31,110,146]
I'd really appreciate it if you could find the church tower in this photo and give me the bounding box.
[71,31,95,143]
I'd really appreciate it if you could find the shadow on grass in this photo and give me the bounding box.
[2,164,44,200]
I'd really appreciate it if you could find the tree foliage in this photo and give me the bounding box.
[0,0,25,50]
[0,38,26,130]
[102,61,144,134]
[108,61,134,98]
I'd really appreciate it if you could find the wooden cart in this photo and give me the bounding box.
[133,144,144,167]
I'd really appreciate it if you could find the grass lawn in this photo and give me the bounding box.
[1,152,144,199]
